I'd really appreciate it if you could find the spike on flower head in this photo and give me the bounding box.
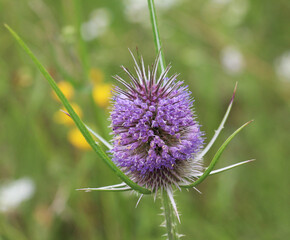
[110,52,204,193]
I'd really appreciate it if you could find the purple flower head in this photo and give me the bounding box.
[110,52,204,192]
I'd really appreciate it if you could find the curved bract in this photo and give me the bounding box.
[181,120,253,188]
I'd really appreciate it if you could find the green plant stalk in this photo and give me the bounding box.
[147,0,178,238]
[162,190,178,240]
[73,0,89,80]
[5,24,151,195]
[148,0,166,74]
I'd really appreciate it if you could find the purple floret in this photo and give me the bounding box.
[110,53,204,191]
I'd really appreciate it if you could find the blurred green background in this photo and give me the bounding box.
[0,0,289,239]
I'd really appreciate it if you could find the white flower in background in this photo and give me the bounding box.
[223,0,249,26]
[123,0,148,25]
[155,0,179,9]
[220,46,245,75]
[0,178,35,212]
[124,0,179,25]
[81,8,111,41]
[274,51,290,82]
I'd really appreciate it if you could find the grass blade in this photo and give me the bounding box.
[5,24,151,195]
[181,120,253,188]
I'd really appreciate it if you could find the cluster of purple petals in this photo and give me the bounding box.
[111,83,204,175]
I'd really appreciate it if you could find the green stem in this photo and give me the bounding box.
[147,0,166,73]
[73,0,89,80]
[147,1,178,238]
[162,190,178,240]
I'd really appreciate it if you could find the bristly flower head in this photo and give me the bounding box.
[110,52,204,193]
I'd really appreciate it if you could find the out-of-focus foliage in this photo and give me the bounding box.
[0,0,289,239]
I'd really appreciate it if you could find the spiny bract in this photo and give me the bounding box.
[110,52,204,193]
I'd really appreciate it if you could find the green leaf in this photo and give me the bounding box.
[181,120,253,188]
[5,24,151,195]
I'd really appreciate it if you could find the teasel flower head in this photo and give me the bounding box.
[6,23,254,237]
[110,52,205,193]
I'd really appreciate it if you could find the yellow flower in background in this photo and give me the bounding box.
[68,128,91,150]
[89,68,104,84]
[51,71,110,151]
[89,68,112,108]
[53,103,83,126]
[50,80,91,151]
[52,81,74,102]
[92,83,112,108]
